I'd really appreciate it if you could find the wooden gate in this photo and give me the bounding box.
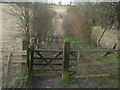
[69,49,118,78]
[27,38,118,78]
[29,49,63,76]
[27,39,73,77]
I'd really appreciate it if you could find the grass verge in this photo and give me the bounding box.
[63,32,96,50]
[59,76,81,88]
[42,35,54,57]
[95,75,118,88]
[10,73,28,88]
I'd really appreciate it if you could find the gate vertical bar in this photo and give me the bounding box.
[22,40,29,74]
[29,46,34,76]
[77,51,80,61]
[62,41,70,78]
[29,50,34,76]
[27,49,29,72]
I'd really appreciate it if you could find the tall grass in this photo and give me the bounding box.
[63,32,96,50]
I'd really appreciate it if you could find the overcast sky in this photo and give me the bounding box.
[28,0,72,5]
[47,0,72,5]
[1,0,120,3]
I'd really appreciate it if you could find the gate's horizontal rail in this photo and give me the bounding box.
[2,56,26,63]
[71,49,118,53]
[33,57,63,60]
[33,57,77,60]
[1,50,27,53]
[33,68,62,71]
[34,49,63,52]
[33,63,62,65]
[70,57,118,61]
[33,49,118,53]
[33,69,76,72]
[34,73,58,77]
[74,74,110,78]
[33,63,76,66]
[2,58,26,63]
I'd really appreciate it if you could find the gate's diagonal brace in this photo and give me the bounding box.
[70,52,77,58]
[48,52,63,64]
[42,51,63,68]
[69,71,77,76]
[35,51,61,76]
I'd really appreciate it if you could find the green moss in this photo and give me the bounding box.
[42,35,54,57]
[63,32,96,50]
[12,73,27,78]
[21,62,27,74]
[103,76,118,80]
[10,73,28,88]
[47,35,54,42]
[59,76,80,87]
[95,76,118,88]
[96,78,108,86]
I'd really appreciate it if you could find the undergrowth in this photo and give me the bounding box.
[10,73,28,88]
[42,35,54,57]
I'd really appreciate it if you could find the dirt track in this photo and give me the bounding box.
[31,6,69,88]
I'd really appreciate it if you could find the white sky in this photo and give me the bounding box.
[38,0,120,4]
[1,0,120,3]
[47,0,72,5]
[29,0,72,5]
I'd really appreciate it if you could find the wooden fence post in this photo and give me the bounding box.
[62,41,70,78]
[77,51,80,61]
[22,40,29,74]
[22,40,29,50]
[6,53,13,88]
[29,47,34,77]
[27,49,30,73]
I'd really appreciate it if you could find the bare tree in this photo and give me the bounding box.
[6,2,55,47]
[5,2,32,44]
[31,3,55,47]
